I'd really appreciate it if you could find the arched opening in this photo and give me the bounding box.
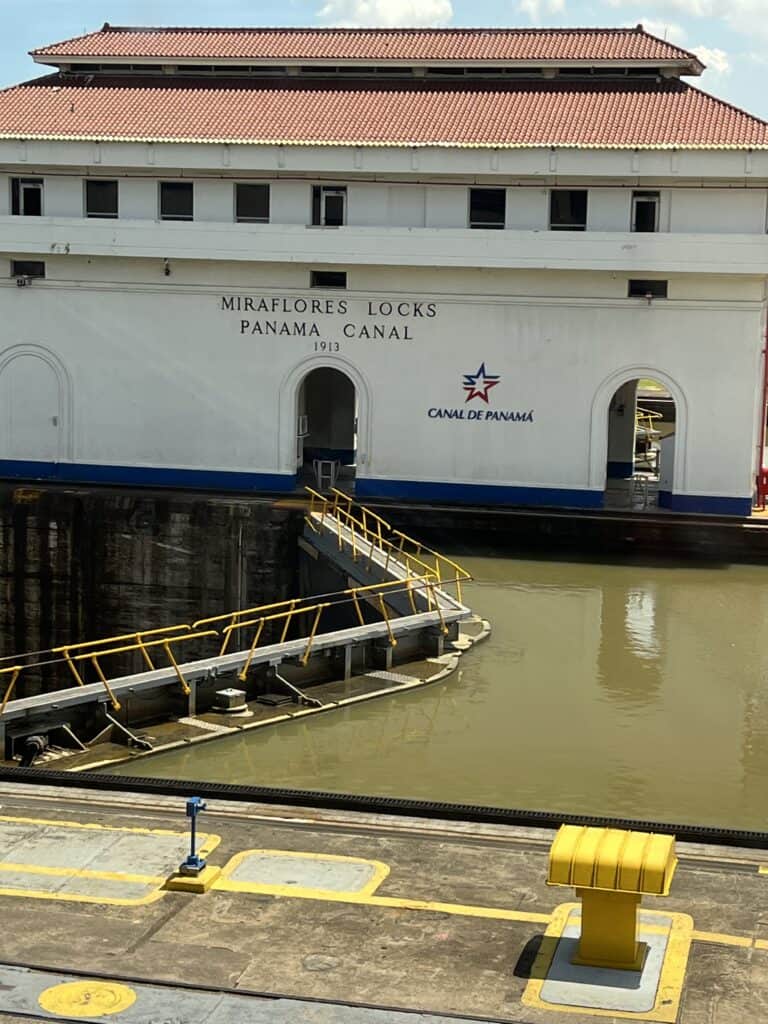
[604,377,677,510]
[0,349,68,466]
[297,366,357,490]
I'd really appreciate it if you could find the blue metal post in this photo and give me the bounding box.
[181,796,207,874]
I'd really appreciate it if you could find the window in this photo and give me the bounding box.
[11,260,45,278]
[235,183,270,223]
[10,178,43,217]
[628,279,668,299]
[310,270,347,289]
[549,190,588,231]
[159,182,194,221]
[469,188,506,229]
[311,186,346,227]
[85,179,118,219]
[632,191,660,233]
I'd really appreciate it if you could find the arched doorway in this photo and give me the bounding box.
[604,377,677,510]
[0,347,70,466]
[297,366,357,489]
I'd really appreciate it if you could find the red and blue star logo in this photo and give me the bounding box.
[463,363,500,404]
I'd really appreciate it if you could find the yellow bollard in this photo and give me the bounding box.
[547,824,677,972]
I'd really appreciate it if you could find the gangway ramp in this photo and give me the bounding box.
[0,490,476,758]
[303,487,470,619]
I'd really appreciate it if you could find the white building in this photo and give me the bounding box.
[0,24,767,516]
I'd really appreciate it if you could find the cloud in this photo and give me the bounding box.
[631,16,687,44]
[517,0,567,24]
[605,0,715,12]
[692,45,730,75]
[605,1,768,42]
[316,0,453,26]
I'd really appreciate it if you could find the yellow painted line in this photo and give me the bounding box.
[219,848,390,898]
[0,862,165,884]
[755,939,768,951]
[757,865,768,876]
[214,877,549,923]
[0,884,166,907]
[692,929,754,948]
[370,894,550,923]
[0,814,220,906]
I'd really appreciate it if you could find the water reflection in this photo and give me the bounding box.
[110,554,768,830]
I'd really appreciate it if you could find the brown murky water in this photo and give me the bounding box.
[109,554,768,829]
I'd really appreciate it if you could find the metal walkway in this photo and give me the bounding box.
[0,489,472,750]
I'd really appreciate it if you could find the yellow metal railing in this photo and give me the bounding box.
[50,630,219,711]
[197,574,442,682]
[306,487,471,604]
[0,666,23,718]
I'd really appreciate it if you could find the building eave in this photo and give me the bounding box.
[30,54,704,75]
[0,132,763,150]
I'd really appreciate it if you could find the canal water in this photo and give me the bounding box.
[109,550,768,831]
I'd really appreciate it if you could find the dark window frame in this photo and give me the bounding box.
[311,185,347,227]
[632,191,660,233]
[159,181,194,222]
[469,187,506,230]
[310,270,347,289]
[549,189,588,231]
[235,182,270,223]
[628,279,668,299]
[85,179,119,219]
[11,260,46,278]
[10,177,44,217]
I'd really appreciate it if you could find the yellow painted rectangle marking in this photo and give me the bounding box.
[0,814,220,906]
[521,902,693,1022]
[218,848,389,897]
[0,813,220,854]
[0,884,168,907]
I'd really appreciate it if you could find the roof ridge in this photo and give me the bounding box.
[93,24,655,35]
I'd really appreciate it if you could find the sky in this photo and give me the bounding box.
[1,0,767,119]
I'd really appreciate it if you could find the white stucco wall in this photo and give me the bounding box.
[0,266,760,512]
[670,189,767,234]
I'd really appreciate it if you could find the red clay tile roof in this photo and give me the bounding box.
[31,26,700,66]
[1,76,765,149]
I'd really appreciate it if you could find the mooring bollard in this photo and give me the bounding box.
[547,824,678,971]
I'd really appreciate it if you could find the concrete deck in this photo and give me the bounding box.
[0,782,764,1023]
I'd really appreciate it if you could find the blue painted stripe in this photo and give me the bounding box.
[0,460,295,493]
[356,477,603,509]
[658,491,752,517]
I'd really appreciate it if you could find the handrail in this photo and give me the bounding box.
[390,527,471,604]
[0,666,23,718]
[306,488,471,604]
[62,630,218,710]
[53,624,194,686]
[222,575,436,681]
